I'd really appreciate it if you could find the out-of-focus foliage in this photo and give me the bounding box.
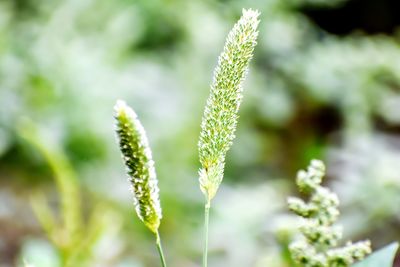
[355,242,399,267]
[288,160,371,266]
[0,0,400,266]
[18,120,118,267]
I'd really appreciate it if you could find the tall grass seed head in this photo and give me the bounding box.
[198,8,260,201]
[114,100,162,233]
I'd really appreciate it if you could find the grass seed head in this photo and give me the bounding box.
[114,100,162,233]
[198,8,260,201]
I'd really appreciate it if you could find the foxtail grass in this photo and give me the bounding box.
[197,9,260,267]
[114,100,167,267]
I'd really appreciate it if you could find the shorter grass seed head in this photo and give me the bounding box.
[114,100,162,233]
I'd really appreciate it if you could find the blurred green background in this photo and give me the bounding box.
[1,0,400,266]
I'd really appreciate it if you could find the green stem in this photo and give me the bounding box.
[156,231,167,267]
[203,200,211,267]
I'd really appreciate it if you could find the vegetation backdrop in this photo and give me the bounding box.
[0,0,400,266]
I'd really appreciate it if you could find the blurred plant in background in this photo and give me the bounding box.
[19,120,119,267]
[0,0,400,266]
[288,160,371,266]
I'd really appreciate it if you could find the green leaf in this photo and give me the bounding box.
[353,242,398,267]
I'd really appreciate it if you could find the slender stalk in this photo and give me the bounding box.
[156,231,167,267]
[203,200,211,267]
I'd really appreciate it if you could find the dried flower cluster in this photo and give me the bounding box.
[114,100,162,233]
[288,160,371,267]
[198,9,260,201]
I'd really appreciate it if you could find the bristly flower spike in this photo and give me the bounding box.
[114,100,167,267]
[198,9,260,267]
[114,100,162,233]
[198,8,260,202]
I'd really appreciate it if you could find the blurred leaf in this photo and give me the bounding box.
[353,242,399,267]
[18,119,89,266]
[66,205,122,266]
[30,192,58,244]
